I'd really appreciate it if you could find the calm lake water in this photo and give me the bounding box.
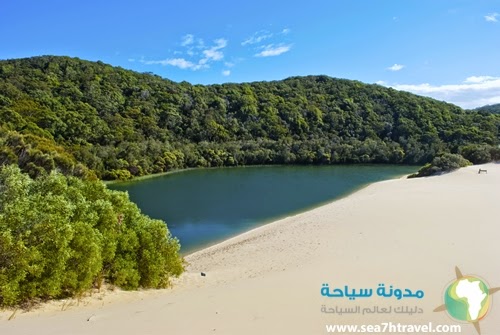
[109,165,416,253]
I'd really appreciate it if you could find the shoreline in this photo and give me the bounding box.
[182,170,411,257]
[103,167,196,185]
[2,163,499,334]
[111,164,417,255]
[104,163,417,185]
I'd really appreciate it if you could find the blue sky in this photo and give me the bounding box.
[1,0,499,108]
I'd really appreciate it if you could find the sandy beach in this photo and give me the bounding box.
[1,163,499,334]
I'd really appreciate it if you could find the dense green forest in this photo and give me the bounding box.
[1,56,499,180]
[476,103,500,114]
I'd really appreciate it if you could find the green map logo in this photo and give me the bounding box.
[445,276,490,321]
[434,267,500,335]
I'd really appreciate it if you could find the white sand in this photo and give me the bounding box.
[1,163,499,334]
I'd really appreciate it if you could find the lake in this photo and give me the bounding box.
[109,165,416,253]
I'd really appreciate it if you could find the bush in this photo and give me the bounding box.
[459,144,492,164]
[408,153,472,178]
[0,165,183,307]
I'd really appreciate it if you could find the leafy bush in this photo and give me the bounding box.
[0,165,183,307]
[459,144,492,164]
[408,153,472,178]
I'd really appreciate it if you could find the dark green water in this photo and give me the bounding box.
[110,165,416,253]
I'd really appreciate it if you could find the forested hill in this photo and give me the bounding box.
[1,56,499,180]
[476,103,500,114]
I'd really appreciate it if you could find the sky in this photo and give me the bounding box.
[1,0,500,109]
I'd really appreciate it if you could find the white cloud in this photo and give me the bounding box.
[383,76,500,109]
[203,49,224,61]
[181,34,195,46]
[214,38,227,49]
[142,37,227,71]
[242,28,291,46]
[485,13,499,22]
[128,58,135,62]
[464,76,498,83]
[144,58,197,69]
[222,70,231,76]
[387,64,405,71]
[255,44,292,57]
[200,38,227,63]
[224,61,234,68]
[242,31,273,46]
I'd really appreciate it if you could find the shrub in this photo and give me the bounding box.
[408,153,472,178]
[460,144,492,164]
[0,165,183,307]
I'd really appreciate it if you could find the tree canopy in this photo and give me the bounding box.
[475,103,500,114]
[1,56,499,180]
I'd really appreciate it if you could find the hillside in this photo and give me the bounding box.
[476,103,500,114]
[1,56,499,180]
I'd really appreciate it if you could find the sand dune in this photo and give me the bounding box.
[2,163,499,334]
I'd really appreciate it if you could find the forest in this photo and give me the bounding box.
[1,56,499,180]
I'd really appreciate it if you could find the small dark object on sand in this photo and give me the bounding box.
[201,272,206,276]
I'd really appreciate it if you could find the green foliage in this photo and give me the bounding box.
[459,144,495,164]
[408,153,472,178]
[475,103,500,114]
[1,56,499,179]
[0,165,183,307]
